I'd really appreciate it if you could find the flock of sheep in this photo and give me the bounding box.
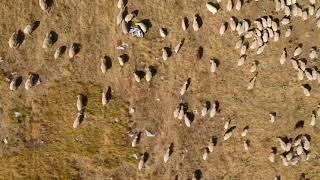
[3,0,320,179]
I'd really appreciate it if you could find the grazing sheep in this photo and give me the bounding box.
[131,133,141,147]
[180,78,191,96]
[219,23,227,35]
[23,21,39,35]
[162,48,169,61]
[8,32,20,48]
[280,49,287,64]
[100,56,110,73]
[39,0,49,11]
[294,46,302,57]
[297,68,304,80]
[210,59,218,73]
[174,39,184,53]
[182,17,188,31]
[235,0,242,11]
[163,143,173,163]
[223,126,235,141]
[69,43,80,58]
[145,67,152,82]
[76,94,86,111]
[291,59,299,70]
[124,13,136,22]
[184,114,191,127]
[209,101,218,118]
[298,60,306,71]
[9,76,21,91]
[159,28,167,38]
[247,74,257,90]
[117,0,125,9]
[269,148,276,162]
[241,126,249,137]
[238,55,246,66]
[243,140,249,151]
[206,3,218,14]
[226,0,233,11]
[193,15,201,31]
[73,112,84,129]
[281,17,290,25]
[224,120,230,130]
[302,84,311,96]
[42,31,56,49]
[256,44,266,55]
[118,54,127,66]
[138,153,148,170]
[309,47,318,59]
[25,73,41,90]
[230,17,237,31]
[133,71,142,82]
[202,147,209,160]
[102,87,111,106]
[269,112,276,123]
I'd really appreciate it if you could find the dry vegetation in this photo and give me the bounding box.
[0,0,320,179]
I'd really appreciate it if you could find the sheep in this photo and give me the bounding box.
[100,56,110,73]
[8,32,20,48]
[124,13,136,22]
[297,68,304,80]
[180,78,191,96]
[208,137,217,152]
[308,5,315,16]
[76,94,86,111]
[281,17,290,25]
[273,31,280,42]
[159,28,167,38]
[54,46,66,59]
[145,67,152,82]
[219,23,227,35]
[261,17,268,28]
[256,44,266,55]
[138,153,148,170]
[9,76,21,91]
[73,112,84,129]
[133,71,142,82]
[291,59,299,70]
[241,126,249,137]
[240,44,247,56]
[302,11,308,21]
[224,120,231,130]
[280,49,287,64]
[162,48,169,61]
[118,54,128,66]
[229,17,237,31]
[206,3,218,14]
[39,0,49,11]
[69,43,80,58]
[254,20,263,31]
[182,17,188,31]
[226,0,233,11]
[301,136,310,150]
[25,73,41,90]
[244,30,254,39]
[131,133,141,147]
[42,31,56,49]
[305,69,313,80]
[102,87,111,106]
[238,55,246,66]
[298,60,306,71]
[309,47,318,59]
[202,148,209,160]
[316,7,320,19]
[302,84,311,96]
[163,143,173,163]
[247,74,257,90]
[210,59,218,73]
[271,21,278,32]
[243,140,249,151]
[174,39,184,53]
[235,38,243,49]
[223,126,235,141]
[193,15,201,31]
[235,0,242,11]
[269,112,276,123]
[23,21,39,35]
[268,148,276,162]
[209,101,218,118]
[184,114,191,127]
[117,0,126,9]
